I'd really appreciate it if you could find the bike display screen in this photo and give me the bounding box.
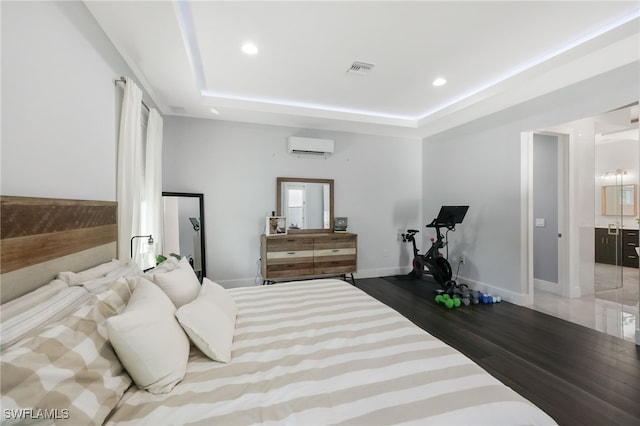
[433,205,469,226]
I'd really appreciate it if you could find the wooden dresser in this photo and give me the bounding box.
[261,233,357,284]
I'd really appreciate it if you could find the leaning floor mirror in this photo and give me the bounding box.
[162,192,206,281]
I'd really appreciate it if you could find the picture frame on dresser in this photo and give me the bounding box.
[266,216,287,236]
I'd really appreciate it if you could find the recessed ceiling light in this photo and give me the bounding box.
[432,77,447,87]
[210,108,220,115]
[242,42,258,55]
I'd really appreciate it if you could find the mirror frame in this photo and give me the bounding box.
[276,177,334,234]
[601,184,638,217]
[162,192,206,279]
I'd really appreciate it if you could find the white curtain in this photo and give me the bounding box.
[140,109,164,269]
[116,78,143,262]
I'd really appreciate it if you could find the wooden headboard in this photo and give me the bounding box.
[0,196,117,303]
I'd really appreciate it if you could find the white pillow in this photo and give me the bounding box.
[106,278,190,394]
[175,280,237,363]
[151,258,201,308]
[200,278,238,321]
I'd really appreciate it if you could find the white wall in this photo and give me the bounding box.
[422,62,639,304]
[1,1,151,201]
[162,118,423,286]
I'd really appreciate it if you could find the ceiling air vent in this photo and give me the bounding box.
[347,61,375,75]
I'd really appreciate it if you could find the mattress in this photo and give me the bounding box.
[106,279,556,425]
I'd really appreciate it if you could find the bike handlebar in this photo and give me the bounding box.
[426,219,456,231]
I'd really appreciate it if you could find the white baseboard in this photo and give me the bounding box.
[456,276,531,306]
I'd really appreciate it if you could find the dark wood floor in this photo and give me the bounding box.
[354,276,640,426]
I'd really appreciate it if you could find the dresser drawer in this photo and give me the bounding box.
[265,250,314,261]
[266,261,314,278]
[314,257,357,275]
[314,234,356,251]
[265,237,314,252]
[314,247,356,257]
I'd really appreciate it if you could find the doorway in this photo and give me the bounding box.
[531,133,566,296]
[527,103,640,343]
[594,106,640,293]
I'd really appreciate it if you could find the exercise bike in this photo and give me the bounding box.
[402,206,469,286]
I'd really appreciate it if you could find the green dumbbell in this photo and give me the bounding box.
[435,294,456,309]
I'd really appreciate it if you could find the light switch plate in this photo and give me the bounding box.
[535,218,545,227]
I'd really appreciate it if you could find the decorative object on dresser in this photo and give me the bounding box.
[261,232,357,284]
[265,216,287,235]
[334,216,348,233]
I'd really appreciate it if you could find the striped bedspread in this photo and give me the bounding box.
[106,279,557,425]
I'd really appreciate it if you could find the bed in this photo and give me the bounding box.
[0,196,557,425]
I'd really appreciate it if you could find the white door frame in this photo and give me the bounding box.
[556,133,571,297]
[522,131,571,302]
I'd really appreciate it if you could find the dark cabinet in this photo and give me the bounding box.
[595,228,638,268]
[622,229,639,268]
[595,228,620,265]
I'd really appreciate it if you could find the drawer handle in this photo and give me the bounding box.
[628,243,637,246]
[332,249,339,252]
[287,251,296,255]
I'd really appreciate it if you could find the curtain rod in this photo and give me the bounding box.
[114,76,150,112]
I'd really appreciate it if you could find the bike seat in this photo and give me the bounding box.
[407,229,419,233]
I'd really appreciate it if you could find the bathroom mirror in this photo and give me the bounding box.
[277,177,334,233]
[162,192,206,280]
[601,184,637,216]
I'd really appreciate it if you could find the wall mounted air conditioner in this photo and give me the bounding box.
[287,136,334,156]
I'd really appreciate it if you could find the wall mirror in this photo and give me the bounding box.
[601,184,637,216]
[277,177,334,233]
[162,192,206,280]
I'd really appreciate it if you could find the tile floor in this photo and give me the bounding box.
[530,264,639,343]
